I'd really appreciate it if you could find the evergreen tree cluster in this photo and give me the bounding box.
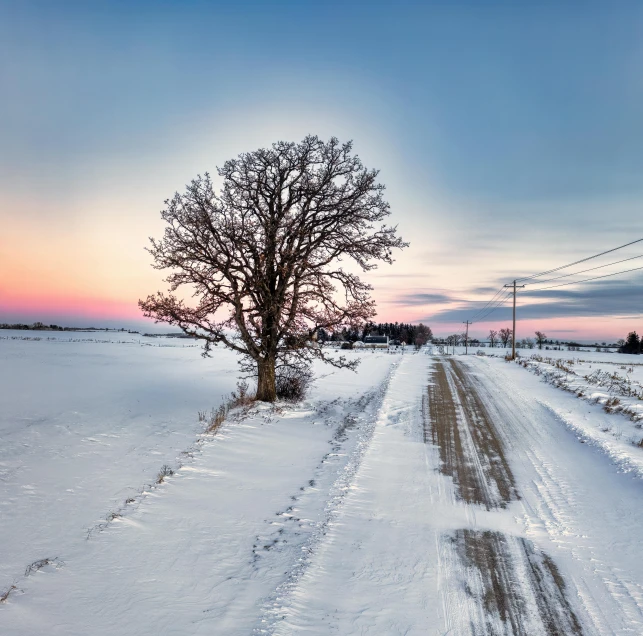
[320,321,433,346]
[619,331,641,354]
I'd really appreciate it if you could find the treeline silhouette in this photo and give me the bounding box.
[320,322,433,345]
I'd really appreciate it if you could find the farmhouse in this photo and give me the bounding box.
[361,335,389,348]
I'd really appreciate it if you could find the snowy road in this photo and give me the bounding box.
[269,354,643,635]
[3,349,643,634]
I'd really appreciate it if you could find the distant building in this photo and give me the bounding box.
[362,335,389,348]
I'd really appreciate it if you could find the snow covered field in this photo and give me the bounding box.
[0,333,400,633]
[2,335,643,634]
[0,331,240,592]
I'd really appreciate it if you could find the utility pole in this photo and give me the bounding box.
[504,280,525,360]
[462,320,472,355]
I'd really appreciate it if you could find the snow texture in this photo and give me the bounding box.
[2,335,643,634]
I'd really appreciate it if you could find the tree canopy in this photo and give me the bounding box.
[140,136,407,400]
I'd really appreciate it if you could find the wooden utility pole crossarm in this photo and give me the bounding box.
[504,280,525,360]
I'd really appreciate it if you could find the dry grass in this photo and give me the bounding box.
[0,584,17,603]
[203,380,256,434]
[25,557,61,577]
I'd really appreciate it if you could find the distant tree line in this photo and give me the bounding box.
[0,322,128,332]
[434,327,622,353]
[319,321,433,348]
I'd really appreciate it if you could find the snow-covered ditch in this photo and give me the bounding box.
[0,331,401,634]
[478,348,643,478]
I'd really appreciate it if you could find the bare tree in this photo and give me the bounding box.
[139,136,407,401]
[535,331,547,350]
[499,327,512,348]
[414,323,432,349]
[488,329,498,348]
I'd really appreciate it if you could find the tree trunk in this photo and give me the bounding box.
[256,357,277,402]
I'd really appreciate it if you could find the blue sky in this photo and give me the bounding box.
[1,1,642,339]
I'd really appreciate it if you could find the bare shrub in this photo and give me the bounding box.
[156,464,174,484]
[276,364,313,402]
[197,410,207,422]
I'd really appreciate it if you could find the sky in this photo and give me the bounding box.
[1,0,643,341]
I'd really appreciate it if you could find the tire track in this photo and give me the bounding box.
[453,529,582,635]
[427,358,518,509]
[428,358,583,634]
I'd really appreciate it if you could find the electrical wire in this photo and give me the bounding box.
[525,264,643,292]
[515,237,643,283]
[469,286,507,322]
[524,253,643,286]
[473,290,512,322]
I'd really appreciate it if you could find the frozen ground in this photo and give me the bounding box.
[2,336,643,634]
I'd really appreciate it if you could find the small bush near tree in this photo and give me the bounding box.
[275,364,313,401]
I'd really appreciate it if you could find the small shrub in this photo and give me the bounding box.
[156,464,174,483]
[276,364,313,402]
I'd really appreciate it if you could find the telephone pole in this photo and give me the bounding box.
[462,320,472,355]
[504,280,525,360]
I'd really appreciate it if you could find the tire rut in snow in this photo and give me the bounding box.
[452,529,583,636]
[426,358,518,509]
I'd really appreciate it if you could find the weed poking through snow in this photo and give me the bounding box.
[0,583,17,603]
[156,465,174,484]
[25,557,63,576]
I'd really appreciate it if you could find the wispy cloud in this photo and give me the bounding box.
[421,279,643,324]
[390,292,459,306]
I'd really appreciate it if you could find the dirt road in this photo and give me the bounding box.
[427,358,582,634]
[265,354,643,635]
[426,358,519,509]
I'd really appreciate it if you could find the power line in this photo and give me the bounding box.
[515,237,643,283]
[469,286,506,322]
[526,264,643,292]
[474,290,512,322]
[525,253,643,286]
